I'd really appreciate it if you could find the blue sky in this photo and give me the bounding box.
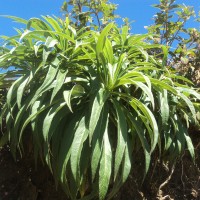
[0,0,199,37]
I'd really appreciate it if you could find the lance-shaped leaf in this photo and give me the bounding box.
[63,84,85,113]
[126,110,151,177]
[112,99,128,180]
[17,75,29,109]
[70,115,89,185]
[43,36,58,64]
[99,113,112,200]
[42,102,68,142]
[51,69,68,103]
[130,98,159,153]
[159,89,169,125]
[57,112,84,184]
[96,23,114,58]
[89,88,109,143]
[91,105,109,181]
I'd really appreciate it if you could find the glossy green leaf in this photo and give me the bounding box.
[70,115,89,183]
[63,84,85,112]
[42,102,67,142]
[159,89,169,125]
[89,88,109,143]
[99,114,112,200]
[130,98,159,152]
[51,69,68,103]
[17,75,29,109]
[96,23,114,58]
[112,100,127,180]
[91,105,109,181]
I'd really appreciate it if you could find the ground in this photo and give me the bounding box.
[0,146,66,200]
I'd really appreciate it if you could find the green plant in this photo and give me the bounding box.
[0,15,199,200]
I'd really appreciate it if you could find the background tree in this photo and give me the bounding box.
[147,0,200,87]
[61,0,119,30]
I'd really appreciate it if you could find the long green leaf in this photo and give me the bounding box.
[42,102,67,142]
[91,105,109,181]
[20,30,75,43]
[99,113,112,200]
[43,36,58,64]
[96,23,114,58]
[89,88,109,143]
[51,69,68,103]
[17,75,29,109]
[7,76,24,110]
[63,84,85,112]
[28,64,58,107]
[130,98,159,153]
[57,112,84,185]
[159,89,169,125]
[70,115,89,184]
[126,111,151,177]
[179,93,196,121]
[184,131,195,160]
[112,100,127,180]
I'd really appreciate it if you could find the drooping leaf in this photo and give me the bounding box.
[99,113,112,200]
[159,89,169,125]
[42,102,67,142]
[16,75,29,109]
[63,84,85,112]
[70,115,89,184]
[89,88,109,143]
[51,69,68,103]
[91,105,109,181]
[130,98,159,153]
[112,100,127,180]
